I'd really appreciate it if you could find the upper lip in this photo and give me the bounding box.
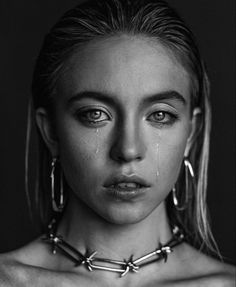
[103,174,151,188]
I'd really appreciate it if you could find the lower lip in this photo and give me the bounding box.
[104,187,148,201]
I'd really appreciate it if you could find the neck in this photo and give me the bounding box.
[57,193,172,260]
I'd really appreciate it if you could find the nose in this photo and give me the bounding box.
[109,119,146,163]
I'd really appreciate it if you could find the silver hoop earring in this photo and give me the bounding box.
[172,157,195,211]
[51,158,65,212]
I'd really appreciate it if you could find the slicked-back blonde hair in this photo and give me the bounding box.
[27,0,219,256]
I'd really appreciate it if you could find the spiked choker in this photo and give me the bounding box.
[43,220,184,277]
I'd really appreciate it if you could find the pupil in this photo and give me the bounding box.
[90,110,101,119]
[155,112,164,121]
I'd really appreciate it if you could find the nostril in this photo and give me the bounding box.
[118,151,143,162]
[110,137,145,163]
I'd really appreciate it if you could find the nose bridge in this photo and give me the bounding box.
[110,113,146,162]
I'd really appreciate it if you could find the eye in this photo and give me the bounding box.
[147,111,178,125]
[77,108,111,124]
[149,111,165,121]
[86,110,104,121]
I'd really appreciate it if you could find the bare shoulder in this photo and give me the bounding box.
[0,255,76,287]
[173,243,236,286]
[197,258,236,287]
[0,239,94,287]
[0,254,36,287]
[0,237,62,287]
[0,236,51,268]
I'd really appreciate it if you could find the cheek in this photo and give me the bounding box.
[158,127,190,185]
[56,122,105,192]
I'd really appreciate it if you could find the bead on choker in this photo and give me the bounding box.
[42,220,184,277]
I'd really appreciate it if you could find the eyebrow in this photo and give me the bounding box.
[67,91,119,107]
[67,90,187,107]
[141,91,187,106]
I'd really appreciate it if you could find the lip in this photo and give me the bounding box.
[103,174,151,188]
[103,174,151,201]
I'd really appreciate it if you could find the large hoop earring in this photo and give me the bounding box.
[51,158,65,212]
[172,157,195,211]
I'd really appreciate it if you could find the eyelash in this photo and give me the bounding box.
[76,108,179,127]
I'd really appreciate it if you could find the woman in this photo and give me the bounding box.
[0,0,235,285]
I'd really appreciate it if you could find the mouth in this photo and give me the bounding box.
[103,175,151,200]
[109,182,144,191]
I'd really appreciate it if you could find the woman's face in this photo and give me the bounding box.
[48,36,192,224]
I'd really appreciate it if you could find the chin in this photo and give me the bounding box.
[99,203,153,225]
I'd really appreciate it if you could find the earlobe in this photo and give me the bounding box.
[36,108,58,157]
[184,107,202,157]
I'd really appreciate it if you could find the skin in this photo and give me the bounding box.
[51,35,192,227]
[0,35,235,287]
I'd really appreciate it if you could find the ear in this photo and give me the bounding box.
[184,107,202,157]
[36,108,59,157]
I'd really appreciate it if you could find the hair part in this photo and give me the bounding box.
[28,0,219,257]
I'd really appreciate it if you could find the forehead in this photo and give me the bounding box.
[57,35,190,103]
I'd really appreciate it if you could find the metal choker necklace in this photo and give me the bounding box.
[43,220,184,277]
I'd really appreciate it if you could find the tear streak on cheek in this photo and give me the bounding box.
[156,143,160,179]
[95,128,99,155]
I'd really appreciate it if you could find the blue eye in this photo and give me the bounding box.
[78,108,111,124]
[147,111,178,125]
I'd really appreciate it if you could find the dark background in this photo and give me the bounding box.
[0,0,235,264]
